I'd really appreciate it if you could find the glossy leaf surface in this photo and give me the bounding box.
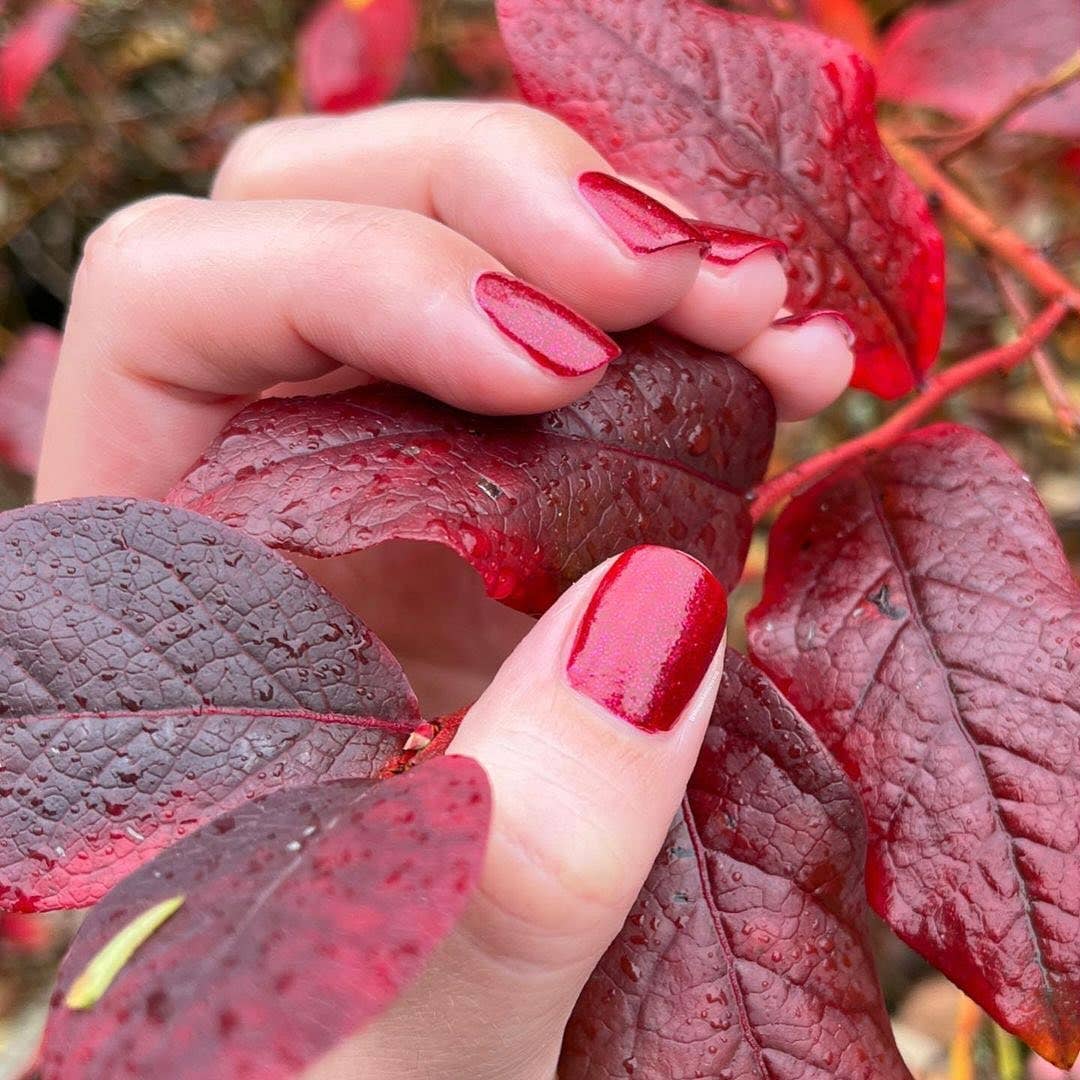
[564,651,912,1079]
[0,498,418,912]
[0,324,61,476]
[879,0,1080,139]
[297,0,417,113]
[748,424,1080,1069]
[496,0,945,398]
[41,757,490,1080]
[170,328,776,612]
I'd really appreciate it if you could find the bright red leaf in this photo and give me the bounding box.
[40,757,490,1080]
[297,0,417,113]
[0,0,78,121]
[879,0,1080,139]
[728,0,879,62]
[168,328,776,612]
[748,424,1080,1069]
[564,651,912,1079]
[0,498,419,913]
[0,323,61,476]
[495,0,945,399]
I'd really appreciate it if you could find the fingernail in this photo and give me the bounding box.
[474,272,621,377]
[689,221,788,267]
[773,310,856,349]
[578,172,707,256]
[567,546,727,733]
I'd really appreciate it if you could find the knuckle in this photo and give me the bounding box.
[78,195,192,285]
[457,99,566,148]
[213,118,302,196]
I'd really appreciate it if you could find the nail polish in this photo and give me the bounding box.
[773,310,856,349]
[578,172,707,256]
[567,546,727,733]
[474,272,621,377]
[689,221,788,267]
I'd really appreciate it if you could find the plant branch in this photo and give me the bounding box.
[885,131,1080,313]
[991,265,1080,435]
[937,48,1080,163]
[750,301,1071,521]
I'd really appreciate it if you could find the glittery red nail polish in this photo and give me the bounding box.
[567,546,727,733]
[689,221,788,267]
[474,272,621,378]
[773,310,856,348]
[578,172,706,256]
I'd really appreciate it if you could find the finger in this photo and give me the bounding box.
[735,311,856,421]
[212,101,710,331]
[310,546,727,1079]
[36,195,619,501]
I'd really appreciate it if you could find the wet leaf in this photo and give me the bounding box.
[748,424,1080,1069]
[0,498,418,912]
[564,652,912,1079]
[169,328,775,612]
[41,757,490,1080]
[495,0,945,399]
[0,324,62,476]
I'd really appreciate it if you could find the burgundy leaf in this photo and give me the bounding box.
[747,424,1080,1069]
[297,0,418,113]
[495,0,945,399]
[564,651,912,1079]
[40,756,490,1080]
[879,0,1080,139]
[0,324,61,476]
[0,498,419,913]
[169,328,775,612]
[0,0,78,121]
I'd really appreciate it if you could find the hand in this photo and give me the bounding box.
[36,99,853,711]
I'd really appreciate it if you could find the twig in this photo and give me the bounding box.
[991,265,1080,435]
[991,1025,1024,1080]
[938,48,1080,163]
[948,995,982,1080]
[750,301,1070,521]
[885,131,1080,314]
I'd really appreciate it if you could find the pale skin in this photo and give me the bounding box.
[37,100,853,1079]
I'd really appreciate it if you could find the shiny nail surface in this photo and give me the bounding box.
[567,546,727,733]
[773,310,856,349]
[474,272,621,377]
[690,221,788,267]
[578,172,706,256]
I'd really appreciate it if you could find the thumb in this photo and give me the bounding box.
[310,545,727,1080]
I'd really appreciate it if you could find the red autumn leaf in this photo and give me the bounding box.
[40,757,490,1080]
[0,0,78,121]
[564,651,912,1079]
[297,0,418,113]
[0,323,61,476]
[879,0,1080,139]
[0,498,419,913]
[495,0,945,400]
[747,424,1080,1069]
[727,0,879,62]
[168,328,776,612]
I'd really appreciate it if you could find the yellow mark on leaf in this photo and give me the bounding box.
[65,895,185,1010]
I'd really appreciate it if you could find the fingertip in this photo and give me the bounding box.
[736,312,855,421]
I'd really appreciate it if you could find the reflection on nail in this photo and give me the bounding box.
[689,221,788,267]
[773,310,856,349]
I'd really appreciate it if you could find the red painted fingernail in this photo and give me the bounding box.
[566,546,727,734]
[578,172,706,256]
[774,310,856,349]
[689,221,788,267]
[474,272,621,377]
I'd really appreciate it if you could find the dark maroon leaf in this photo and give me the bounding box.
[747,424,1080,1069]
[0,498,419,913]
[495,0,946,399]
[564,651,912,1079]
[168,328,775,612]
[297,0,418,113]
[40,756,490,1080]
[879,0,1080,139]
[0,0,78,121]
[0,323,61,476]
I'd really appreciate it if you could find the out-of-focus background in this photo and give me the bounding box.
[1,1,1078,1077]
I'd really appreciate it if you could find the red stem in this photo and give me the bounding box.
[750,301,1071,522]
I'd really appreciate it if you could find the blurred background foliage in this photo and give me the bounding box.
[1,1,1078,1077]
